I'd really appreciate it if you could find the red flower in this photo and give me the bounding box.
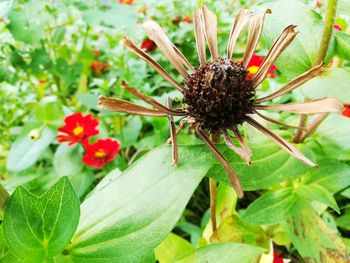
[83,138,120,168]
[246,54,277,80]
[94,49,101,56]
[342,104,350,118]
[183,16,192,23]
[316,0,323,7]
[273,252,284,263]
[91,61,110,76]
[57,113,99,146]
[118,0,133,5]
[38,79,46,85]
[141,39,157,52]
[334,24,342,31]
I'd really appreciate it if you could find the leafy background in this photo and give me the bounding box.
[0,0,350,262]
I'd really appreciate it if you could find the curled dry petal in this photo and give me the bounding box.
[196,128,244,198]
[143,20,189,79]
[256,64,324,103]
[255,97,344,114]
[246,117,316,167]
[166,97,179,165]
[253,110,305,130]
[201,4,219,60]
[120,81,186,116]
[227,9,251,60]
[98,96,167,116]
[222,129,252,164]
[252,25,298,87]
[121,37,185,92]
[243,9,271,67]
[194,8,207,65]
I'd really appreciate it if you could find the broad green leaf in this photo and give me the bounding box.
[294,184,339,213]
[120,116,143,148]
[34,101,64,125]
[155,233,194,263]
[211,216,269,248]
[317,114,350,149]
[335,31,350,60]
[281,209,348,263]
[299,68,350,102]
[261,0,323,79]
[53,144,83,177]
[68,172,94,198]
[303,162,350,193]
[68,145,213,262]
[241,188,304,225]
[6,127,55,172]
[336,213,350,231]
[209,140,314,190]
[3,177,80,262]
[174,243,265,263]
[7,0,52,46]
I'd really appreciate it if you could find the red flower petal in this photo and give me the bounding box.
[83,138,120,168]
[183,16,192,23]
[273,252,284,263]
[57,113,99,145]
[334,24,342,31]
[342,104,350,118]
[246,54,277,80]
[118,0,134,5]
[141,39,157,52]
[91,61,110,76]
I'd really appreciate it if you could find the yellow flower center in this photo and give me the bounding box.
[73,126,84,136]
[95,149,106,158]
[247,65,259,74]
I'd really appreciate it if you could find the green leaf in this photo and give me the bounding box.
[155,233,194,263]
[294,184,339,213]
[174,243,265,263]
[7,0,52,46]
[53,144,83,177]
[68,145,213,262]
[261,0,322,79]
[336,213,350,231]
[281,209,348,263]
[335,31,350,60]
[211,216,269,248]
[6,127,55,172]
[241,188,303,225]
[303,162,350,193]
[3,177,80,262]
[209,140,314,190]
[298,68,350,102]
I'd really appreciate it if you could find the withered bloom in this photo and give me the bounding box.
[98,4,344,197]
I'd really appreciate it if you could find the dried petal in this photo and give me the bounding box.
[222,129,252,164]
[201,4,219,60]
[194,8,207,65]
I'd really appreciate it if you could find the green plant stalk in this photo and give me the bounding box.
[0,184,9,219]
[316,0,338,64]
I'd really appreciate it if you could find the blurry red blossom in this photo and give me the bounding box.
[273,252,284,263]
[38,79,46,85]
[334,24,342,31]
[57,113,99,146]
[91,61,110,76]
[342,104,350,118]
[83,138,120,168]
[118,0,134,5]
[172,16,183,24]
[141,38,157,52]
[246,54,277,79]
[183,16,192,23]
[316,0,323,7]
[94,49,101,56]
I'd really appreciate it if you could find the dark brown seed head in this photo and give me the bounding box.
[183,58,255,134]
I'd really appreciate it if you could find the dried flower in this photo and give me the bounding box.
[342,104,350,118]
[247,54,277,79]
[57,113,99,146]
[141,38,157,52]
[83,138,120,168]
[98,4,344,197]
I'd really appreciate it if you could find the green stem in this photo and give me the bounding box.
[0,184,9,219]
[316,0,338,64]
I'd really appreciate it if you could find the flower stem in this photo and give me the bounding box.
[316,0,338,64]
[209,178,217,232]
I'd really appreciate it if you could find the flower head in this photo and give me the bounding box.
[91,61,110,76]
[273,252,284,263]
[98,4,344,197]
[141,38,157,52]
[83,138,120,168]
[342,104,350,118]
[57,113,99,146]
[184,16,192,23]
[247,54,277,79]
[334,24,342,31]
[118,0,133,5]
